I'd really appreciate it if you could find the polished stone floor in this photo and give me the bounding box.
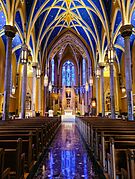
[33,123,99,179]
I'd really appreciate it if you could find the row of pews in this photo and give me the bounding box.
[76,117,135,179]
[0,116,61,179]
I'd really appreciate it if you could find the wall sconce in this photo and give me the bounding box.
[108,44,115,64]
[28,50,32,64]
[85,81,89,92]
[44,74,48,87]
[96,66,101,78]
[20,43,28,64]
[48,81,52,92]
[36,65,41,78]
[121,86,126,93]
[91,99,96,107]
[89,76,93,86]
[12,85,16,95]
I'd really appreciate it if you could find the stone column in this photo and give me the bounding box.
[21,64,27,118]
[38,77,41,113]
[82,97,85,116]
[78,73,80,103]
[2,25,17,121]
[32,62,37,117]
[85,90,88,114]
[96,76,99,116]
[120,24,134,120]
[110,63,115,118]
[44,86,47,114]
[99,62,105,117]
[58,89,60,110]
[57,74,60,90]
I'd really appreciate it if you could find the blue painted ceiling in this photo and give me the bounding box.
[0,0,135,62]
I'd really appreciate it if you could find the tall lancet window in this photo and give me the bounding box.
[51,58,54,85]
[82,58,86,85]
[62,60,75,87]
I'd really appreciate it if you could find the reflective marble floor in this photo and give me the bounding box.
[33,123,99,179]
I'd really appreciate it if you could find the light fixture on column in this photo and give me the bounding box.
[44,74,48,87]
[48,81,52,92]
[20,43,28,64]
[36,65,41,78]
[96,66,101,78]
[28,50,32,64]
[108,43,115,63]
[12,85,15,95]
[91,99,96,107]
[121,86,126,93]
[85,81,89,92]
[89,76,93,86]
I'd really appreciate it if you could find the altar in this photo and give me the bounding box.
[62,109,75,122]
[64,109,73,116]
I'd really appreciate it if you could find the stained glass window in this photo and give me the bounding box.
[62,60,75,87]
[51,58,54,85]
[82,58,86,85]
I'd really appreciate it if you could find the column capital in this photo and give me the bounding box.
[98,62,105,69]
[120,24,133,38]
[3,25,17,38]
[32,62,38,69]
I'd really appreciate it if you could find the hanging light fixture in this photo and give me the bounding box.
[85,81,89,92]
[12,85,15,95]
[48,81,52,92]
[96,66,101,78]
[20,43,28,64]
[44,74,48,87]
[92,99,96,107]
[89,76,93,86]
[108,43,115,64]
[36,65,41,78]
[121,86,126,93]
[28,50,32,64]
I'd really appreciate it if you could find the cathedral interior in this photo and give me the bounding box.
[0,0,135,178]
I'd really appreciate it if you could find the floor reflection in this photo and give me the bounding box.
[61,150,75,178]
[34,122,96,178]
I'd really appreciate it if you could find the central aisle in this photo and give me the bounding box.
[33,123,98,178]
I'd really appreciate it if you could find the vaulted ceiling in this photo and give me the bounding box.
[0,0,135,70]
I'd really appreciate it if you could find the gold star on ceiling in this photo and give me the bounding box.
[65,0,72,7]
[64,0,73,27]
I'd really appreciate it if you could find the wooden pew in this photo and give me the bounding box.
[0,148,10,179]
[0,130,40,171]
[106,138,135,179]
[76,117,135,179]
[0,117,61,178]
[0,138,25,179]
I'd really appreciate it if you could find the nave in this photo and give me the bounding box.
[1,116,135,178]
[33,122,100,179]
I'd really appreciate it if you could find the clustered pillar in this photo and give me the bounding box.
[99,62,105,117]
[120,24,134,120]
[21,63,27,118]
[2,25,17,121]
[109,62,115,119]
[32,62,38,117]
[96,74,99,116]
[38,76,41,113]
